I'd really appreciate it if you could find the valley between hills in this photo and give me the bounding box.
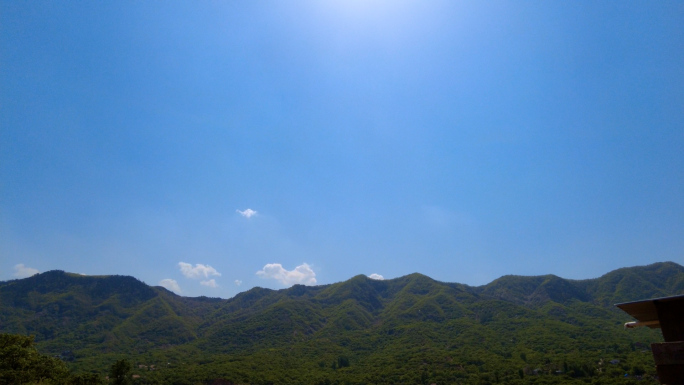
[1,262,683,384]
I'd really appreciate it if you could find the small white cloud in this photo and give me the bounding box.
[234,279,242,286]
[159,279,182,294]
[237,208,258,218]
[200,279,218,288]
[369,273,384,280]
[178,262,221,280]
[13,264,39,279]
[256,263,316,286]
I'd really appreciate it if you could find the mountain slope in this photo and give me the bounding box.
[1,262,682,384]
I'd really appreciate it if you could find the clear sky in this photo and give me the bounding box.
[1,1,682,297]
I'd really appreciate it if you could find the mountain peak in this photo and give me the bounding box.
[1,261,682,380]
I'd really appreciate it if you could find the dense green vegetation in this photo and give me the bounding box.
[1,262,682,384]
[0,333,103,384]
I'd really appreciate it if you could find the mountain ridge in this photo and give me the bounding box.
[1,261,682,384]
[4,261,681,303]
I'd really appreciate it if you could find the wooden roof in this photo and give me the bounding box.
[616,294,684,329]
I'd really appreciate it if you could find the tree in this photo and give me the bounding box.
[110,359,132,385]
[0,333,71,384]
[337,355,350,368]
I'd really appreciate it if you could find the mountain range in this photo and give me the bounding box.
[2,262,683,384]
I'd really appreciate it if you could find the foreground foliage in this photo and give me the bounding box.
[0,333,102,384]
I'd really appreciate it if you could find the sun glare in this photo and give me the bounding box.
[317,0,418,25]
[305,0,439,49]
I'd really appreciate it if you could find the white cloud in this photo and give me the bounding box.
[256,263,316,286]
[237,208,257,218]
[369,273,384,280]
[13,264,39,279]
[200,279,218,288]
[159,279,182,294]
[234,280,242,286]
[178,262,221,279]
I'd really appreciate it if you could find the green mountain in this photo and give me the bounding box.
[1,262,682,384]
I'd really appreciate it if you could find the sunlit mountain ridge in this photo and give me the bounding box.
[1,262,682,384]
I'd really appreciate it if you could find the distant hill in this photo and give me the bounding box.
[1,262,682,384]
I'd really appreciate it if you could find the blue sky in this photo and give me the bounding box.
[1,1,682,297]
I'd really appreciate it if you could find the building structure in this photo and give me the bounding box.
[617,294,684,384]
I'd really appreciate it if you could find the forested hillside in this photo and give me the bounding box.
[1,262,682,384]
